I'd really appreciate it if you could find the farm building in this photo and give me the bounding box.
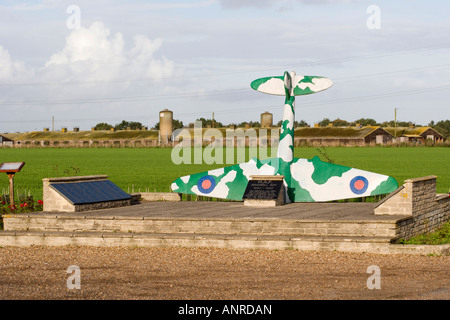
[293,126,393,146]
[0,134,14,147]
[384,127,445,143]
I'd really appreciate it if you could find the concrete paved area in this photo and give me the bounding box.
[19,201,409,222]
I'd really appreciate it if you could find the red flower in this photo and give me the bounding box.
[38,200,44,205]
[20,203,24,208]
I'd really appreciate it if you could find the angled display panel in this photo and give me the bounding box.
[50,180,131,205]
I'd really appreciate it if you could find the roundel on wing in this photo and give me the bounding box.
[197,175,216,194]
[349,176,369,195]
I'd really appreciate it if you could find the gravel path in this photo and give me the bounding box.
[0,246,448,300]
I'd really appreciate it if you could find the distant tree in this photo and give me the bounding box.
[115,120,143,130]
[196,117,224,128]
[354,118,378,126]
[433,120,450,138]
[331,118,349,127]
[381,120,414,127]
[296,120,309,128]
[318,118,330,127]
[276,120,309,128]
[247,121,260,128]
[173,119,184,130]
[231,121,257,128]
[94,122,113,131]
[380,120,395,127]
[397,121,413,127]
[195,117,208,127]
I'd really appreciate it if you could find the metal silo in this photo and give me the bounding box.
[261,111,273,128]
[159,109,173,143]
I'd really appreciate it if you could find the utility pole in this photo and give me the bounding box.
[52,116,54,132]
[212,112,215,128]
[394,108,397,138]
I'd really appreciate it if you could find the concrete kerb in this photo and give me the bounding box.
[0,230,448,255]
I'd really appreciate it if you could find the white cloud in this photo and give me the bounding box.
[43,22,174,82]
[0,21,176,132]
[0,45,31,80]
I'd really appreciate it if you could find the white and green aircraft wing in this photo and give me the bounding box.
[170,156,398,202]
[171,157,278,201]
[289,156,398,202]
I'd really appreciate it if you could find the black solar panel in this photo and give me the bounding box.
[50,180,131,205]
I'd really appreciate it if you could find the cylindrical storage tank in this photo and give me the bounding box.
[159,109,173,143]
[261,111,273,128]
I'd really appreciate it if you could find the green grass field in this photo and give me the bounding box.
[0,146,449,201]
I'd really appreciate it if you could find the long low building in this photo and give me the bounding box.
[383,127,445,143]
[2,126,446,148]
[293,126,394,146]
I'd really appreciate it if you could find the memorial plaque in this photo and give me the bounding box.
[243,179,284,200]
[50,180,131,205]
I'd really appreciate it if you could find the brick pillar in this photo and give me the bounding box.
[374,176,437,216]
[407,176,437,217]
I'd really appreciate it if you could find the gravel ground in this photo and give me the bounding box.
[0,246,448,300]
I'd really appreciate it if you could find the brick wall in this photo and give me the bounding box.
[375,176,450,240]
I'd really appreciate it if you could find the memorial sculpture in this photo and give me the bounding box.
[171,71,398,203]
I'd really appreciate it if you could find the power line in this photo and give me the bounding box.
[334,63,450,82]
[1,42,450,87]
[0,88,249,106]
[2,83,449,124]
[2,62,450,107]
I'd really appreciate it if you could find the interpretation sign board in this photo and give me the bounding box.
[0,162,25,205]
[0,162,25,173]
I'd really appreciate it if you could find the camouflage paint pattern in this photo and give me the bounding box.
[171,71,398,202]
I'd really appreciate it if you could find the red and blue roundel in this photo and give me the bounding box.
[197,175,216,194]
[350,176,369,195]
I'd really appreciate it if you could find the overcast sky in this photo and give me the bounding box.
[0,0,449,132]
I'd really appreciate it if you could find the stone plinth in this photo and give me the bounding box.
[244,175,285,207]
[43,175,131,212]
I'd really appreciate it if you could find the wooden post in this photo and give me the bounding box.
[7,173,15,206]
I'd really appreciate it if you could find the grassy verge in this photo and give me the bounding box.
[397,221,450,245]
